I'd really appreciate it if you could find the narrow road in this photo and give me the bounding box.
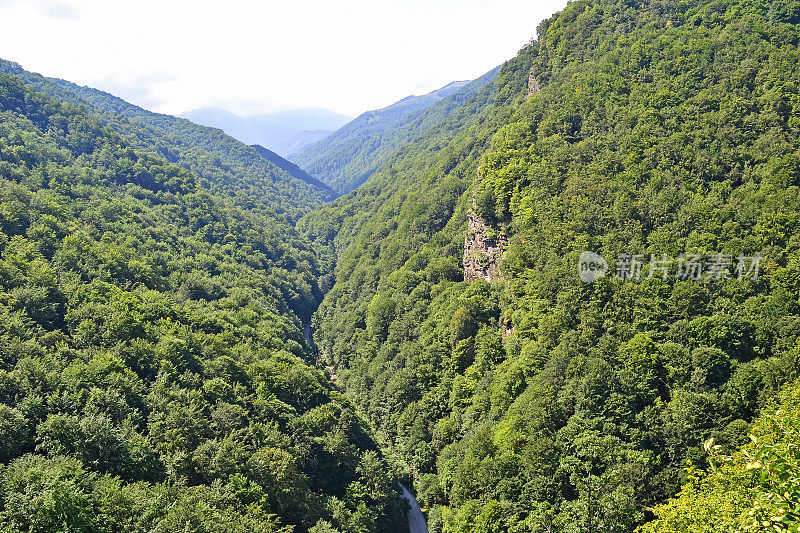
[400,484,428,533]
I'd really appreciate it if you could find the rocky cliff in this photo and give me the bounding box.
[463,211,506,283]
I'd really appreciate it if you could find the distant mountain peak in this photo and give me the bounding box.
[429,80,470,98]
[178,107,351,157]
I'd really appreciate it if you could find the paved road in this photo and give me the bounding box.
[400,484,428,533]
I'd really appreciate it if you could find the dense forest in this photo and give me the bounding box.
[0,72,405,532]
[640,380,800,531]
[300,0,800,530]
[2,0,800,531]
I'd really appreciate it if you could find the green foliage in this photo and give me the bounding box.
[0,72,404,532]
[0,454,293,533]
[640,380,800,532]
[300,0,800,530]
[710,382,800,532]
[2,0,800,530]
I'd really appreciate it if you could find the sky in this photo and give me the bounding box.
[0,0,568,117]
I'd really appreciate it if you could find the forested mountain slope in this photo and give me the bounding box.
[639,378,800,532]
[250,143,330,192]
[301,0,800,530]
[0,72,406,532]
[291,70,500,195]
[0,60,334,220]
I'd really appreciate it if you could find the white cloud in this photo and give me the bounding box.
[0,0,77,18]
[0,0,567,116]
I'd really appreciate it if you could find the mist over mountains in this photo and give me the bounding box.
[179,107,352,157]
[180,80,476,163]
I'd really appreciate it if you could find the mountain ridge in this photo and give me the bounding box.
[0,69,407,532]
[179,106,351,157]
[0,58,334,220]
[291,70,500,195]
[300,0,800,530]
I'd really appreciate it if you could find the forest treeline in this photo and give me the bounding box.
[0,59,335,222]
[291,69,500,195]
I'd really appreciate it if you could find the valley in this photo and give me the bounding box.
[1,0,800,532]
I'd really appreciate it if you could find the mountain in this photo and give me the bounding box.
[249,143,330,191]
[277,129,336,158]
[0,69,406,532]
[2,0,800,530]
[291,72,499,195]
[179,107,352,157]
[299,0,800,530]
[0,59,335,220]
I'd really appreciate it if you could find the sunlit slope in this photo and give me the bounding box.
[301,0,800,530]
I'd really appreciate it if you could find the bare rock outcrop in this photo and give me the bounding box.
[463,211,506,283]
[528,72,540,95]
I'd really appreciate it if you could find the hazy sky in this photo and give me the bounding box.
[0,0,568,117]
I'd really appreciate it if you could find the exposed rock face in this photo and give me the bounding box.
[528,72,541,95]
[463,211,506,283]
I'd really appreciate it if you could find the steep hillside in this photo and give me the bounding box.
[0,72,406,532]
[179,107,351,157]
[276,129,335,158]
[250,144,332,193]
[0,60,334,220]
[301,0,800,530]
[639,378,800,532]
[291,71,499,195]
